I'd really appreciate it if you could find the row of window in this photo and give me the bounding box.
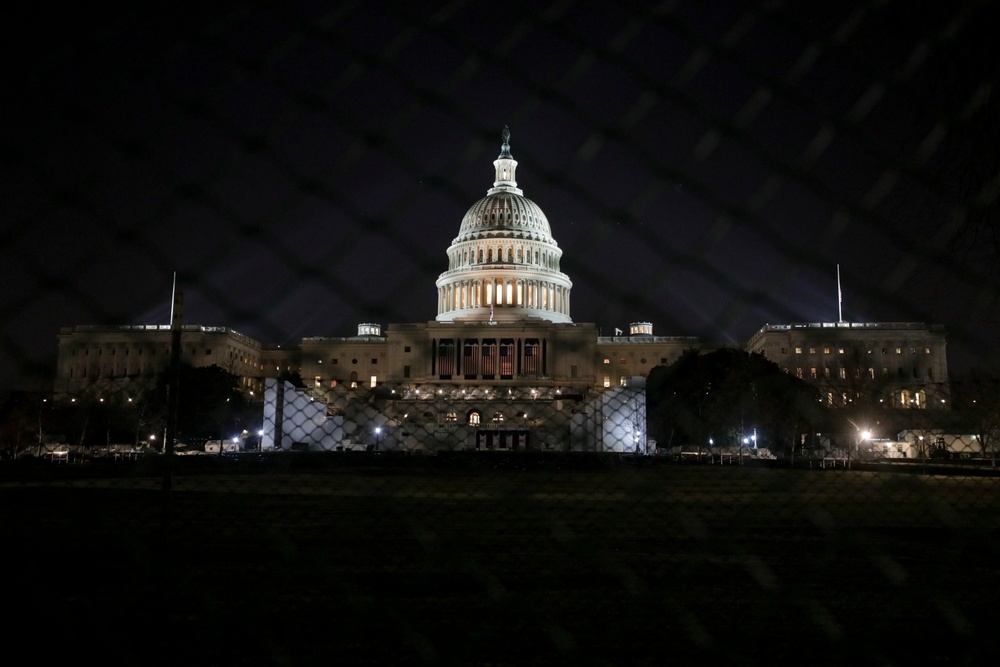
[450,243,556,269]
[446,410,527,425]
[318,358,378,365]
[603,357,669,365]
[792,366,934,380]
[71,346,257,366]
[788,346,932,355]
[823,390,929,408]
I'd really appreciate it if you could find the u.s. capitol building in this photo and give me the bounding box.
[54,129,950,452]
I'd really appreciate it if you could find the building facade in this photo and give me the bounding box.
[54,324,266,395]
[745,322,950,409]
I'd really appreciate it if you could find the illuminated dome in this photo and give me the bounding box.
[436,127,573,323]
[455,192,553,242]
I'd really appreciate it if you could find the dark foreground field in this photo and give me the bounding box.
[2,455,999,665]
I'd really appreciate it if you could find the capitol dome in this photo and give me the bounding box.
[435,127,573,323]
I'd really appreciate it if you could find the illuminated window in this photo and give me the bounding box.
[603,376,611,388]
[838,347,845,354]
[924,347,931,354]
[445,412,457,422]
[796,368,803,378]
[824,347,830,354]
[619,376,626,386]
[839,368,846,379]
[603,358,610,364]
[827,392,834,405]
[809,347,816,354]
[314,376,321,387]
[868,368,875,379]
[468,411,481,425]
[896,348,902,354]
[370,375,377,388]
[794,347,802,354]
[492,411,504,422]
[810,368,817,379]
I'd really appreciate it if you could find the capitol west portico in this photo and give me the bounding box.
[278,129,695,452]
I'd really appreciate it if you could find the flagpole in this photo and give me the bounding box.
[837,264,843,323]
[169,271,177,325]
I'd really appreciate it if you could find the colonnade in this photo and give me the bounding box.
[438,277,570,317]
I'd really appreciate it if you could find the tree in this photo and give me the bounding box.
[171,364,253,445]
[955,370,1000,463]
[0,392,51,458]
[647,349,820,456]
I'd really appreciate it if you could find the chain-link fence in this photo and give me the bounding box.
[3,2,1000,664]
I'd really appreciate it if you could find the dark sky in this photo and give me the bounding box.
[2,1,999,390]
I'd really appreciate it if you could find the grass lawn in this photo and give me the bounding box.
[2,459,999,665]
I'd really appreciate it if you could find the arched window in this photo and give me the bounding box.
[468,411,481,425]
[492,411,504,422]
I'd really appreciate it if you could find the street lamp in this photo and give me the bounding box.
[856,429,871,462]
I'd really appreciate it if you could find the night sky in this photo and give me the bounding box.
[3,1,999,390]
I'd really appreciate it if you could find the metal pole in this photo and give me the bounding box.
[163,288,183,525]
